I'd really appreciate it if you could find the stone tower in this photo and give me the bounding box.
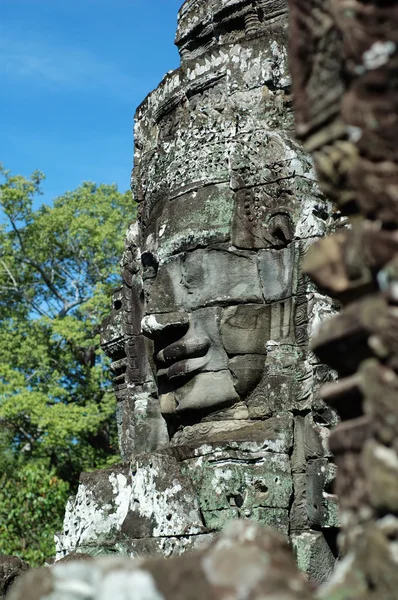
[57,0,339,583]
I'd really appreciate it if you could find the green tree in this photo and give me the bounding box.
[0,461,70,565]
[0,165,134,562]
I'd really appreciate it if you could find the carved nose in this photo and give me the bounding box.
[141,312,189,340]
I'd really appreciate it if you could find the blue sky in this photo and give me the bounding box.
[0,0,182,206]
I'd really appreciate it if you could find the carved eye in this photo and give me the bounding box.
[267,213,294,248]
[113,299,122,311]
[141,252,159,280]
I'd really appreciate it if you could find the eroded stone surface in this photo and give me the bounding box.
[100,0,336,449]
[0,556,29,600]
[289,0,398,596]
[60,0,339,584]
[13,522,314,600]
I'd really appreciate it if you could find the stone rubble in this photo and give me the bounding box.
[9,522,314,600]
[289,0,398,597]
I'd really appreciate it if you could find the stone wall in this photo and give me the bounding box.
[56,0,339,584]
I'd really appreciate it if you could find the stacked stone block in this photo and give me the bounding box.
[57,0,339,584]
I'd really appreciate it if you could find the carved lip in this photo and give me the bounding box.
[157,355,210,380]
[156,336,210,380]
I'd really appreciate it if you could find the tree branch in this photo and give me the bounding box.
[4,210,71,313]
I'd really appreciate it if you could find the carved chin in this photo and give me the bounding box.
[159,371,239,416]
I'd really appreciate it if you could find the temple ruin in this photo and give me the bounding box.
[7,0,398,598]
[53,0,339,584]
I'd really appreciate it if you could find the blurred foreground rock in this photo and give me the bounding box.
[289,0,398,597]
[0,556,29,599]
[8,522,313,600]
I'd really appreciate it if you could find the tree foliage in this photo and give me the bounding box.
[0,460,70,565]
[0,165,134,562]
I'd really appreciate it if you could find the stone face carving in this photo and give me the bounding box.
[58,0,338,584]
[125,0,336,447]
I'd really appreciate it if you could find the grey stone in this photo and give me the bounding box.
[172,370,240,414]
[11,522,314,600]
[292,531,336,585]
[0,556,29,599]
[170,415,293,447]
[173,418,293,451]
[304,413,333,460]
[290,474,309,532]
[142,183,234,260]
[55,457,206,559]
[247,346,303,418]
[133,387,169,454]
[202,508,289,536]
[116,395,135,460]
[220,304,271,355]
[232,184,295,250]
[145,249,263,314]
[183,450,292,512]
[258,244,297,303]
[127,533,215,560]
[228,354,265,396]
[291,417,306,474]
[306,459,338,530]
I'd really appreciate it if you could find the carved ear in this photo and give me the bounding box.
[266,213,294,248]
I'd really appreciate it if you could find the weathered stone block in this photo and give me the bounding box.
[249,508,290,536]
[232,184,295,250]
[304,414,331,460]
[173,370,239,413]
[143,183,234,260]
[201,508,289,536]
[128,533,215,559]
[291,417,306,474]
[258,245,297,303]
[132,387,169,455]
[171,415,293,447]
[290,474,309,532]
[228,354,265,396]
[55,463,134,558]
[201,509,240,531]
[220,300,295,359]
[247,346,303,417]
[220,304,271,355]
[145,249,263,313]
[306,459,339,530]
[12,522,314,600]
[116,394,135,460]
[306,459,328,529]
[126,453,205,539]
[183,450,292,512]
[55,456,206,559]
[364,440,398,514]
[187,307,230,373]
[292,531,335,584]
